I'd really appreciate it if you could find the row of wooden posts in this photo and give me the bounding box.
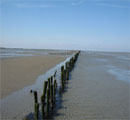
[33,51,80,120]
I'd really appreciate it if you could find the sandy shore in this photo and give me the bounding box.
[0,55,66,99]
[54,52,130,120]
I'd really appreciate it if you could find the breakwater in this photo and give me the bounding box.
[24,51,80,120]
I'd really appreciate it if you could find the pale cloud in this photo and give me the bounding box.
[14,3,55,8]
[98,3,129,8]
[72,0,85,6]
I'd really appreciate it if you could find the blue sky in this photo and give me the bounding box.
[0,0,129,52]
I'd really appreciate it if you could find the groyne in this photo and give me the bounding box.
[24,51,80,120]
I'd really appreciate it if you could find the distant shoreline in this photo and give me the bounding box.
[0,47,129,53]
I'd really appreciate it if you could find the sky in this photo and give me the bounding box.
[0,0,130,52]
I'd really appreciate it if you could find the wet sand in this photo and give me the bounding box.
[0,55,66,99]
[54,52,130,120]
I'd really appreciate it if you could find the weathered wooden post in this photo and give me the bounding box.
[74,54,76,63]
[51,76,53,86]
[34,103,39,120]
[64,69,66,82]
[54,80,57,104]
[61,66,64,75]
[43,81,48,98]
[47,88,50,118]
[54,79,57,90]
[61,66,65,91]
[33,91,39,120]
[41,95,45,119]
[51,84,54,109]
[48,78,51,90]
[41,81,48,119]
[72,57,74,69]
[69,59,72,71]
[33,91,38,103]
[66,62,69,80]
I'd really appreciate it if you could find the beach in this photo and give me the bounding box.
[0,48,74,119]
[54,51,130,120]
[0,50,130,120]
[0,55,66,99]
[1,0,129,119]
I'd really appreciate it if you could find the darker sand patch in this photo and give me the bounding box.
[0,55,66,99]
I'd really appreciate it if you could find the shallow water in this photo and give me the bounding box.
[0,56,71,119]
[54,51,130,120]
[0,48,48,58]
[106,65,130,82]
[0,48,72,58]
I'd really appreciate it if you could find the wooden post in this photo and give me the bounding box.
[54,80,57,104]
[66,62,69,80]
[41,95,45,119]
[72,57,74,69]
[48,78,51,90]
[61,66,65,91]
[47,88,50,118]
[34,103,39,120]
[51,84,54,109]
[33,91,38,103]
[61,71,64,91]
[64,69,66,82]
[41,81,48,119]
[43,81,48,98]
[51,76,53,86]
[69,59,72,71]
[61,66,64,73]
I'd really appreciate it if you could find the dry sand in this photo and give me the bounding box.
[0,55,66,99]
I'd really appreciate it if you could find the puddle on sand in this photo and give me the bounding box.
[0,57,71,120]
[106,65,130,82]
